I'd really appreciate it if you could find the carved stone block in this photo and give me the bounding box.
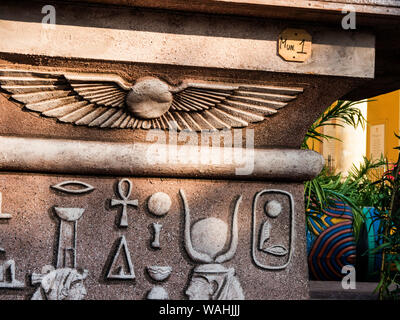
[0,0,394,301]
[0,174,308,300]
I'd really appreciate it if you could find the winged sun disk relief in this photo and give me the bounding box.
[0,69,304,131]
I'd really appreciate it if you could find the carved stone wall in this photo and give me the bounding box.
[0,0,390,300]
[0,175,307,300]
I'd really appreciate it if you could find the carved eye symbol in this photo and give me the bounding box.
[263,245,288,256]
[51,181,95,194]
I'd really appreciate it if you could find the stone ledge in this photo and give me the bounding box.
[65,0,400,15]
[309,281,379,300]
[0,1,376,78]
[0,135,324,181]
[62,0,400,21]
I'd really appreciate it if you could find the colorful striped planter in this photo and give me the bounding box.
[307,200,356,281]
[356,207,383,281]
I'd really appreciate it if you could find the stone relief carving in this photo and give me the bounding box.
[146,266,172,300]
[31,207,88,300]
[110,179,138,228]
[106,236,135,280]
[151,223,163,249]
[147,266,172,282]
[252,189,295,270]
[0,192,12,219]
[54,207,85,269]
[147,286,169,300]
[0,180,297,299]
[259,200,288,256]
[179,189,244,300]
[31,266,88,300]
[0,192,11,252]
[0,69,304,131]
[0,195,21,289]
[148,192,171,217]
[51,180,95,194]
[0,259,24,289]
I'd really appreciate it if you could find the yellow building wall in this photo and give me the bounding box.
[308,101,367,175]
[320,103,367,175]
[306,134,322,153]
[306,92,400,174]
[366,90,400,163]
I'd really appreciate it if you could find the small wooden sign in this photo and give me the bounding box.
[278,29,312,62]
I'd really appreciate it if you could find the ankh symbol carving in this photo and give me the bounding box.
[110,179,138,228]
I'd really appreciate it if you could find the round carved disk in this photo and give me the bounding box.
[191,217,228,259]
[126,77,172,119]
[265,200,282,218]
[148,192,172,216]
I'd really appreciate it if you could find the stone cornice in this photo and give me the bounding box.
[0,135,324,181]
[62,0,400,24]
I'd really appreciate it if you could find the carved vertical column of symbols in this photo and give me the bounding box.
[146,192,172,299]
[148,192,171,250]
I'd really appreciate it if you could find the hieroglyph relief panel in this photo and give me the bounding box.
[0,178,296,300]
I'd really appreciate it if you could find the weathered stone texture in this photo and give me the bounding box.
[0,174,308,300]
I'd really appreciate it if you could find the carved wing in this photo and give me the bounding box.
[168,81,304,131]
[0,69,135,128]
[0,69,304,131]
